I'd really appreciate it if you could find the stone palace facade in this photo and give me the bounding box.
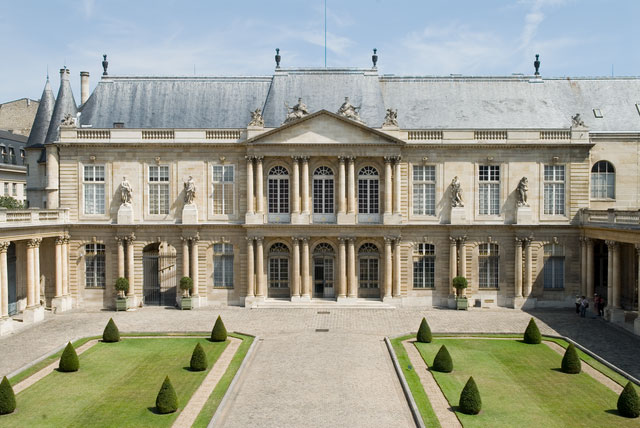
[1,54,639,335]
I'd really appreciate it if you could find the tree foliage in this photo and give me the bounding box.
[0,196,24,210]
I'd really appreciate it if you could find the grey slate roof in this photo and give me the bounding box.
[0,130,28,144]
[77,69,640,132]
[44,69,78,145]
[26,78,55,148]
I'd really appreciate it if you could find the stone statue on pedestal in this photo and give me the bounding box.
[120,177,133,205]
[451,176,464,207]
[382,108,398,127]
[184,176,196,205]
[337,97,363,123]
[248,108,264,127]
[517,177,529,207]
[284,98,310,123]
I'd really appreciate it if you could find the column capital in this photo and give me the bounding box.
[291,237,300,243]
[0,241,9,253]
[393,236,402,245]
[291,156,301,161]
[338,156,347,163]
[605,240,618,249]
[254,156,264,162]
[190,233,200,244]
[347,156,356,162]
[384,236,394,244]
[300,237,309,243]
[337,237,348,243]
[635,244,640,253]
[300,156,310,162]
[27,238,42,248]
[124,232,136,243]
[384,156,394,164]
[254,236,264,244]
[455,235,467,244]
[515,237,524,246]
[449,236,458,244]
[58,236,68,245]
[392,155,402,162]
[245,155,255,161]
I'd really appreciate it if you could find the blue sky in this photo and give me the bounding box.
[2,0,639,102]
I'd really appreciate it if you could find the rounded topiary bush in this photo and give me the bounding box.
[210,315,227,342]
[0,376,16,415]
[417,317,432,343]
[58,342,79,372]
[115,277,129,298]
[190,343,208,371]
[102,318,120,343]
[617,381,640,418]
[432,345,453,373]
[561,343,581,374]
[155,376,178,414]
[523,318,542,344]
[179,276,193,297]
[459,376,482,415]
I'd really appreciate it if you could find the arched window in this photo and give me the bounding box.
[213,243,234,288]
[268,243,289,288]
[591,161,615,199]
[543,244,564,289]
[8,148,15,165]
[268,166,289,214]
[413,243,435,288]
[313,166,334,215]
[358,243,379,289]
[478,243,499,288]
[85,243,105,288]
[358,166,379,214]
[313,243,335,297]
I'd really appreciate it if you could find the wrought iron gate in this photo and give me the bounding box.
[143,251,177,306]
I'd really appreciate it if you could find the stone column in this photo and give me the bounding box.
[126,235,135,298]
[580,237,587,297]
[301,238,310,298]
[524,238,533,297]
[26,239,36,307]
[384,157,393,216]
[301,157,310,214]
[514,238,523,298]
[384,237,393,298]
[393,157,402,214]
[246,156,255,214]
[191,236,200,296]
[255,238,265,297]
[449,237,458,295]
[62,236,70,296]
[636,245,640,315]
[459,237,467,291]
[181,237,190,279]
[291,237,301,298]
[34,238,42,305]
[338,157,347,214]
[46,145,59,209]
[338,238,347,298]
[255,156,264,214]
[246,238,255,298]
[393,238,401,297]
[55,237,64,297]
[612,241,621,308]
[605,240,615,307]
[347,157,356,213]
[0,242,9,318]
[116,237,125,279]
[347,238,356,297]
[291,157,300,214]
[586,238,594,298]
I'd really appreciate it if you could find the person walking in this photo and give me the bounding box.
[580,296,589,317]
[575,295,581,314]
[598,295,605,317]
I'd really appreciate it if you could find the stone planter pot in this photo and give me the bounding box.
[116,297,129,312]
[456,297,468,310]
[180,297,192,311]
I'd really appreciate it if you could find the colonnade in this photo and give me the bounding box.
[514,237,534,298]
[244,155,403,218]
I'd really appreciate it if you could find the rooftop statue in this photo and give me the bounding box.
[450,176,464,207]
[284,98,310,124]
[571,113,586,128]
[184,176,196,205]
[61,113,76,127]
[248,108,264,127]
[517,177,529,207]
[382,108,398,127]
[120,176,133,205]
[337,97,364,123]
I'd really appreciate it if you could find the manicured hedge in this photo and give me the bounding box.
[58,342,79,372]
[523,318,541,344]
[102,318,120,343]
[0,376,16,415]
[617,382,640,418]
[417,317,432,343]
[155,376,178,414]
[432,345,453,373]
[210,316,227,342]
[561,343,581,374]
[190,343,208,371]
[459,376,482,415]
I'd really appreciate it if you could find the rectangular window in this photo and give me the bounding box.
[479,165,500,215]
[479,244,499,288]
[413,165,436,215]
[213,243,234,287]
[3,182,7,195]
[85,243,106,288]
[12,183,16,196]
[212,165,234,215]
[413,243,435,288]
[543,244,565,289]
[544,165,565,215]
[149,165,169,215]
[83,165,105,215]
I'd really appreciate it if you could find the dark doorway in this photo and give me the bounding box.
[142,243,177,306]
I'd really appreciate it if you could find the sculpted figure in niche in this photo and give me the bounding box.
[284,98,310,123]
[337,97,363,123]
[120,177,133,205]
[450,176,464,207]
[248,108,264,127]
[517,177,529,207]
[184,176,196,205]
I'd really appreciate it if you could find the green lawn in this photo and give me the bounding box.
[413,338,639,428]
[2,337,232,428]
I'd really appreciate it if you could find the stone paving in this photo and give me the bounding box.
[1,306,639,427]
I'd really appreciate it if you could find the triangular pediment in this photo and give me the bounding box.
[245,110,404,146]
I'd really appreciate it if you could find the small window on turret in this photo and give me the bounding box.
[636,104,640,115]
[113,122,124,128]
[593,109,603,118]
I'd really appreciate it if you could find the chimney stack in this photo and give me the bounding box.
[80,71,90,104]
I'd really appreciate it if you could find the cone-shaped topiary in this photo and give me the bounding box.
[561,343,581,374]
[459,376,482,415]
[417,317,432,343]
[58,342,79,372]
[190,343,208,371]
[210,315,227,342]
[102,318,120,343]
[617,381,640,418]
[523,318,542,344]
[432,345,453,373]
[0,376,16,415]
[155,376,178,414]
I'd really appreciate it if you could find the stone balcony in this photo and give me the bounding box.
[0,208,69,227]
[579,208,640,230]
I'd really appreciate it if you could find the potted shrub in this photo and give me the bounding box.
[115,277,130,311]
[453,276,468,310]
[179,276,193,310]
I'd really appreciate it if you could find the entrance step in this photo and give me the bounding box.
[254,298,396,309]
